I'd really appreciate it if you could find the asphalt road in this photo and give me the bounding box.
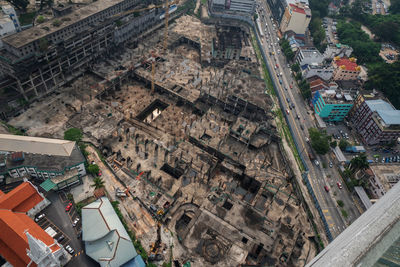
[44,191,99,267]
[256,1,360,239]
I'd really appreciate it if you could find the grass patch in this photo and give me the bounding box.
[341,209,348,219]
[19,12,36,26]
[275,110,305,172]
[201,0,207,4]
[1,121,25,135]
[250,32,275,96]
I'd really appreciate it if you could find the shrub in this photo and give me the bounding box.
[64,128,82,142]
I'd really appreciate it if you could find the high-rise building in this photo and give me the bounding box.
[312,90,354,122]
[280,3,311,34]
[210,0,256,14]
[350,95,400,145]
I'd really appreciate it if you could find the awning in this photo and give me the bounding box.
[40,179,57,192]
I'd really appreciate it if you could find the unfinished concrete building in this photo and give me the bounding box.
[7,15,316,266]
[0,0,165,108]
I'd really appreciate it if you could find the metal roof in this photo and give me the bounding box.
[376,110,400,125]
[365,99,394,112]
[82,197,137,267]
[365,100,400,125]
[0,134,75,157]
[39,179,57,192]
[354,186,372,210]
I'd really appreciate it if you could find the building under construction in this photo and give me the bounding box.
[0,0,170,105]
[7,13,316,266]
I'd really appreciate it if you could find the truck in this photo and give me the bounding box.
[345,146,366,153]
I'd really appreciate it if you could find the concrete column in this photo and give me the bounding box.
[39,68,49,92]
[16,79,28,101]
[29,75,38,97]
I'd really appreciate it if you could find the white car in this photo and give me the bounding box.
[65,245,74,255]
[72,217,80,227]
[35,214,45,222]
[314,160,320,166]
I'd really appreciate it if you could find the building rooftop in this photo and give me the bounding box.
[366,99,400,125]
[334,57,359,71]
[0,134,76,156]
[0,181,43,212]
[1,144,85,174]
[2,0,124,48]
[306,182,400,267]
[289,3,306,14]
[82,197,138,267]
[0,182,59,267]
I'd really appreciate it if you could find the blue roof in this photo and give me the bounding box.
[365,99,394,112]
[121,255,146,267]
[376,110,400,125]
[365,100,400,125]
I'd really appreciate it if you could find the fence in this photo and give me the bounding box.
[209,10,333,242]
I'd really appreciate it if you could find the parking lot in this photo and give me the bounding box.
[39,191,99,267]
[325,121,400,163]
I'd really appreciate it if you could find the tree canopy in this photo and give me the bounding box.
[349,153,369,172]
[64,128,83,142]
[336,20,381,64]
[87,164,100,175]
[364,61,400,109]
[339,139,350,151]
[309,128,330,154]
[91,177,105,189]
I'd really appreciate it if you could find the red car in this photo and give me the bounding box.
[290,84,293,89]
[65,203,73,212]
[337,182,343,189]
[98,171,102,176]
[324,185,330,192]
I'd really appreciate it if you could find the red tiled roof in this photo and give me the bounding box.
[335,58,359,71]
[0,182,44,212]
[290,4,306,14]
[0,210,60,267]
[309,78,326,87]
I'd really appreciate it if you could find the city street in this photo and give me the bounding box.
[256,1,361,239]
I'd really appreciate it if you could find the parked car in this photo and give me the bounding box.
[329,162,333,168]
[65,203,73,212]
[324,185,330,192]
[337,182,343,189]
[72,217,80,227]
[314,160,320,166]
[65,245,74,255]
[286,109,290,115]
[56,235,65,242]
[35,214,45,222]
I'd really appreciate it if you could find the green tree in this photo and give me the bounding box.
[341,209,348,218]
[330,140,337,148]
[308,128,330,154]
[291,63,300,73]
[365,61,400,109]
[91,176,105,189]
[64,128,83,142]
[87,164,100,175]
[339,139,350,151]
[349,153,369,172]
[36,15,45,23]
[337,200,344,207]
